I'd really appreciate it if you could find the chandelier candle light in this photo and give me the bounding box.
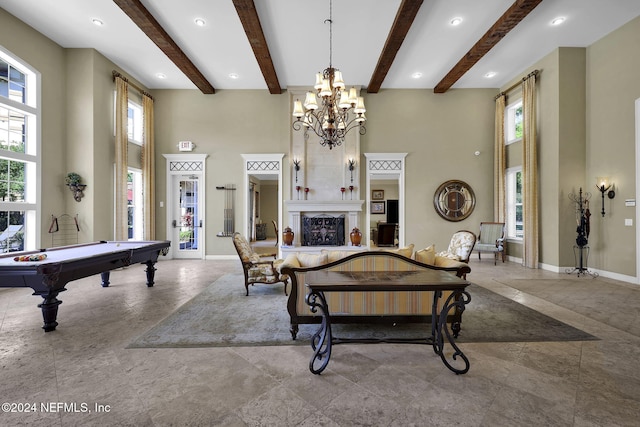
[292,0,366,150]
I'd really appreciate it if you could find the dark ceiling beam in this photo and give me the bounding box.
[367,0,424,93]
[434,0,543,94]
[232,0,282,94]
[113,0,215,94]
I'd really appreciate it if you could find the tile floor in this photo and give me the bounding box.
[0,257,639,426]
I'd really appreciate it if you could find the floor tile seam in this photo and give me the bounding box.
[474,278,621,339]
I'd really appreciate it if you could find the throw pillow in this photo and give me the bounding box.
[297,252,328,267]
[415,244,436,265]
[321,249,359,263]
[381,244,415,258]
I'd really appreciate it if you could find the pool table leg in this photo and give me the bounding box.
[101,272,110,287]
[144,261,157,287]
[37,291,63,332]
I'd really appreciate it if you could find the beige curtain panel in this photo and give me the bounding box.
[115,77,129,241]
[522,73,539,268]
[494,93,506,223]
[142,94,155,240]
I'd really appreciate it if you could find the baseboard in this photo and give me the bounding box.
[508,257,638,285]
[205,255,237,261]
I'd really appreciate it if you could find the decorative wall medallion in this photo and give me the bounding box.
[433,180,476,222]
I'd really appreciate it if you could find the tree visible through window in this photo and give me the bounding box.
[0,48,37,253]
[506,100,523,144]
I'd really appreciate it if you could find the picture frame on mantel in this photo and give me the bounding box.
[371,201,385,214]
[372,189,384,200]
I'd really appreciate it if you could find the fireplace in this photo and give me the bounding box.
[284,200,364,249]
[302,214,345,246]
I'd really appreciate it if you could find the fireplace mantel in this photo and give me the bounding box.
[286,200,364,212]
[285,200,364,247]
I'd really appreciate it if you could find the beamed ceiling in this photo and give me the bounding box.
[2,0,640,94]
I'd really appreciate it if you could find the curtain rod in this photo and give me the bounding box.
[494,69,539,100]
[112,70,153,100]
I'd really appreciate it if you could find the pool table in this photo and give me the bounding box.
[0,240,171,332]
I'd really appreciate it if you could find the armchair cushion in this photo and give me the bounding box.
[436,231,477,263]
[474,222,505,264]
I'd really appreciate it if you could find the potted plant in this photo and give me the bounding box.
[65,172,82,187]
[65,172,86,202]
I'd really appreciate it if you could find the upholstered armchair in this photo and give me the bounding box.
[436,230,477,264]
[232,232,288,296]
[474,222,505,265]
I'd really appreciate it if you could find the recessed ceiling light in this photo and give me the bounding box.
[411,72,423,79]
[156,73,167,79]
[92,18,104,26]
[229,73,239,79]
[450,17,463,26]
[194,18,206,27]
[551,17,566,26]
[484,71,497,78]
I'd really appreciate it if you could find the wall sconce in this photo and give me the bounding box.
[293,159,301,183]
[348,159,356,183]
[596,177,615,216]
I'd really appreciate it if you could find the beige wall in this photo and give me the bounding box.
[260,183,279,238]
[501,47,588,267]
[363,89,496,252]
[586,16,640,276]
[152,89,290,255]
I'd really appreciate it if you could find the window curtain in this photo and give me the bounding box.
[115,77,129,241]
[142,93,155,240]
[494,93,506,222]
[522,73,539,268]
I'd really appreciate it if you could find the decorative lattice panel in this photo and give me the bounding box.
[247,161,279,171]
[170,161,203,172]
[368,160,402,171]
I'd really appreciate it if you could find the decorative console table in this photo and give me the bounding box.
[304,269,471,375]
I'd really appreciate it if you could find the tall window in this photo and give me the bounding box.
[505,100,523,144]
[506,167,523,239]
[0,48,38,252]
[127,169,143,240]
[127,100,142,145]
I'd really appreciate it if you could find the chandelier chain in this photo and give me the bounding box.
[291,0,366,150]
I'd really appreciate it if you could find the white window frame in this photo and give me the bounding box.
[127,99,143,146]
[505,99,523,145]
[506,166,523,240]
[0,46,40,251]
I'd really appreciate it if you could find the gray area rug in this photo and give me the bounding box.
[128,274,597,349]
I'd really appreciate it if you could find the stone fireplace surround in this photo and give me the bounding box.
[283,200,364,254]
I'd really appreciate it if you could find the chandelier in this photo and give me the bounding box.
[291,0,366,150]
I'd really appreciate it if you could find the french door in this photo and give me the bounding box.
[164,154,207,259]
[172,175,203,258]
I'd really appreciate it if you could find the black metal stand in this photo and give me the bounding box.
[566,188,598,278]
[566,245,598,278]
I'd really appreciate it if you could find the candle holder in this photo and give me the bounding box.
[304,187,309,200]
[340,187,346,200]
